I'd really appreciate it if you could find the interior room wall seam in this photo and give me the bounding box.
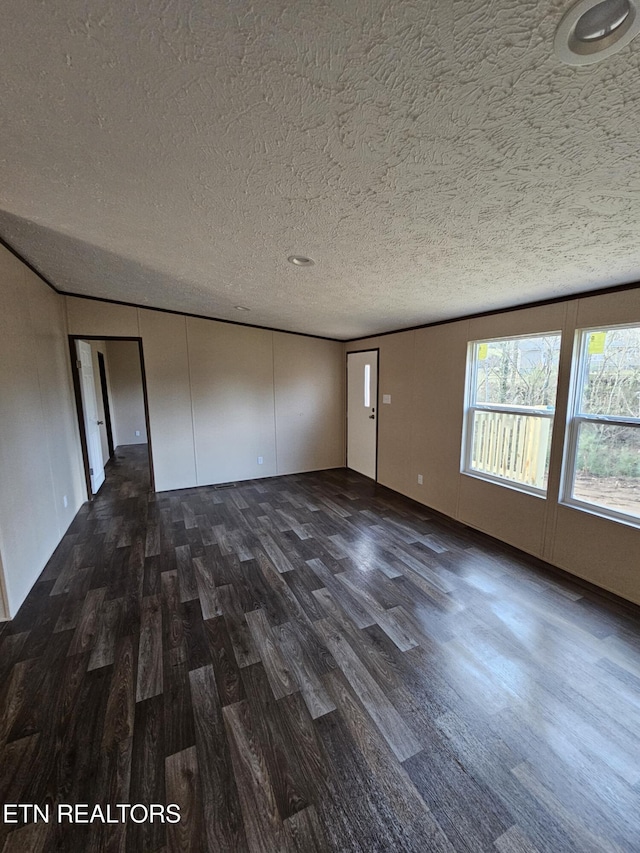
[408,330,418,504]
[271,332,279,475]
[183,315,200,486]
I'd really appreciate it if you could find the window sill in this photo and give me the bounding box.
[461,469,547,500]
[559,498,640,531]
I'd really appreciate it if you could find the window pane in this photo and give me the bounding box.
[474,335,561,409]
[572,422,640,518]
[578,326,640,418]
[364,364,370,408]
[470,411,552,489]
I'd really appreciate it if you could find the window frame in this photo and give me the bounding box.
[462,332,561,498]
[561,322,640,527]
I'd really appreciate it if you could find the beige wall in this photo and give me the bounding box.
[274,333,345,476]
[0,246,86,618]
[346,288,640,606]
[189,318,277,484]
[66,298,345,492]
[138,311,196,491]
[105,340,147,446]
[7,278,636,615]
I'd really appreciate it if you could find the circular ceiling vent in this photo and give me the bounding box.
[555,0,640,65]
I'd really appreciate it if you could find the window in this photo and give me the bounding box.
[463,333,562,494]
[563,324,640,524]
[364,363,371,408]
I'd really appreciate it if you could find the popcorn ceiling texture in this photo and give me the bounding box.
[1,0,640,339]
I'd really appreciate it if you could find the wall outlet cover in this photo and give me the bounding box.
[258,456,263,464]
[383,394,391,404]
[417,474,423,485]
[135,430,141,437]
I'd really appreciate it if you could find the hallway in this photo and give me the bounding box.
[1,446,640,851]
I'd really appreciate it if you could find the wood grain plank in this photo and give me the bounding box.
[161,569,187,667]
[67,587,107,656]
[323,669,454,851]
[314,618,420,762]
[136,595,163,702]
[193,556,222,620]
[241,663,316,821]
[256,532,294,573]
[88,597,122,670]
[203,616,245,706]
[175,544,198,603]
[129,695,165,853]
[245,609,297,700]
[102,635,136,750]
[165,746,203,853]
[335,572,420,651]
[189,666,247,851]
[217,584,261,669]
[283,806,329,853]
[494,825,543,853]
[222,700,288,853]
[1,823,49,853]
[306,558,375,629]
[273,622,335,719]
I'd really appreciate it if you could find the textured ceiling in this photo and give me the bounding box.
[2,0,640,339]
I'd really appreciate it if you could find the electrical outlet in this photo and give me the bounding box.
[63,495,68,508]
[135,430,141,437]
[417,474,423,485]
[383,394,391,404]
[257,456,263,465]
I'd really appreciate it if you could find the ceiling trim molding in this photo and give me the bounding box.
[0,233,61,294]
[3,230,639,343]
[60,290,344,343]
[1,230,343,341]
[343,279,640,343]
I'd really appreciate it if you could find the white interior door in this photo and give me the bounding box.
[347,350,378,479]
[77,340,105,494]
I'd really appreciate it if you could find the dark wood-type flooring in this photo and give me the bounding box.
[1,444,640,852]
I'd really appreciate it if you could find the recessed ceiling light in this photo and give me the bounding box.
[288,255,314,266]
[575,0,630,39]
[555,0,640,65]
[235,305,250,311]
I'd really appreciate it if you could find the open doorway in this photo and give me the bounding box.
[69,336,154,497]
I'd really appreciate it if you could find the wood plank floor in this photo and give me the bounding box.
[1,444,640,852]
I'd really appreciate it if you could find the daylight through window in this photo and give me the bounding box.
[463,334,562,494]
[563,324,640,523]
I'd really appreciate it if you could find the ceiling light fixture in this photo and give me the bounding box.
[288,255,314,266]
[555,0,640,65]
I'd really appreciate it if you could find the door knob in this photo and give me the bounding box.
[97,420,104,425]
[369,414,375,420]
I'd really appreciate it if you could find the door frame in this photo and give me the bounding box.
[68,335,155,497]
[346,347,380,482]
[0,550,9,621]
[97,351,115,459]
